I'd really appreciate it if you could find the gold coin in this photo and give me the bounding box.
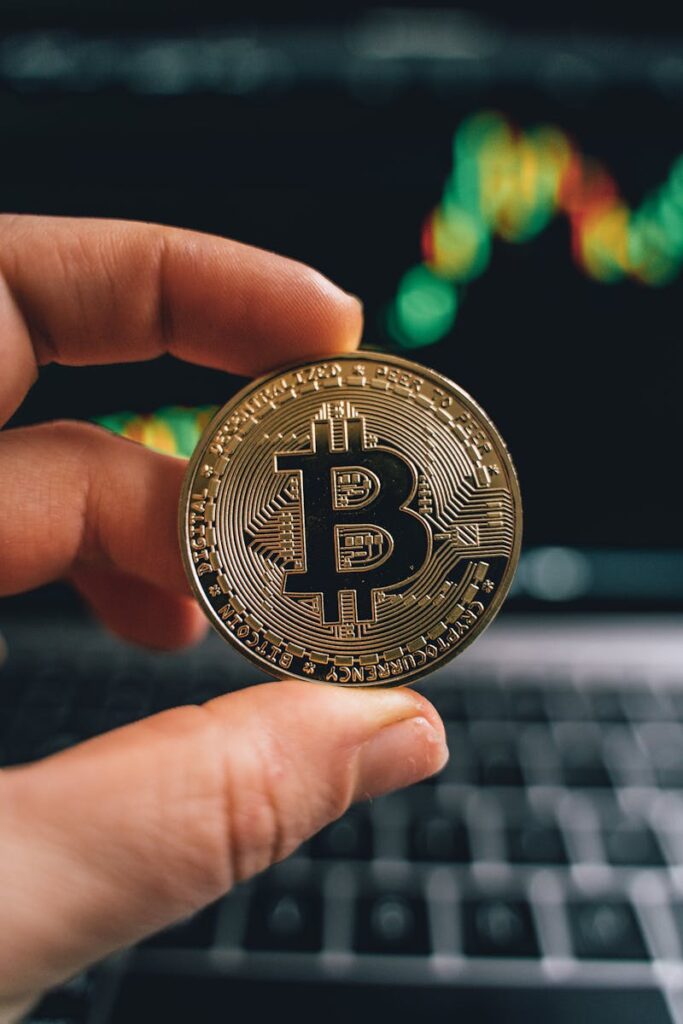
[179,352,521,686]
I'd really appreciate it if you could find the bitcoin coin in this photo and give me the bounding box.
[179,352,521,686]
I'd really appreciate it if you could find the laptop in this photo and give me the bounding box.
[3,9,683,1023]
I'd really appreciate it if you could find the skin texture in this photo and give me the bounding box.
[0,217,449,1021]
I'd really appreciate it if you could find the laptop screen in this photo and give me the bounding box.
[5,11,683,608]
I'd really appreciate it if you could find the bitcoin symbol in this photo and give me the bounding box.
[275,417,430,623]
[181,352,521,686]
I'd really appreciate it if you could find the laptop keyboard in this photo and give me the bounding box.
[3,621,683,1024]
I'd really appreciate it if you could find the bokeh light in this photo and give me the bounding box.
[96,406,218,458]
[387,111,683,348]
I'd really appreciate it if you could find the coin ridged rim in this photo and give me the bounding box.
[179,351,522,687]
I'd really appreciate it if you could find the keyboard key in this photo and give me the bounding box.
[507,688,547,722]
[111,976,676,1024]
[141,902,219,949]
[555,725,611,787]
[355,893,430,955]
[568,901,648,960]
[636,723,683,787]
[432,690,467,721]
[653,768,683,791]
[603,727,653,786]
[667,692,683,721]
[462,899,539,958]
[667,905,683,950]
[506,824,568,864]
[462,687,507,721]
[28,972,95,1023]
[245,887,322,952]
[413,770,441,786]
[441,724,477,783]
[622,689,672,721]
[477,739,524,787]
[603,825,664,866]
[310,812,373,860]
[586,691,626,723]
[470,725,524,786]
[410,813,471,862]
[544,687,590,720]
[518,725,561,783]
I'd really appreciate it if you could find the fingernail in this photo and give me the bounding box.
[339,686,437,733]
[340,290,364,351]
[354,712,449,800]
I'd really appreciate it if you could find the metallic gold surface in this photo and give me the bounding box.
[179,352,521,686]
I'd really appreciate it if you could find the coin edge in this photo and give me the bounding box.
[178,351,523,687]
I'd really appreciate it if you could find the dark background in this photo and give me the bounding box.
[2,3,683,603]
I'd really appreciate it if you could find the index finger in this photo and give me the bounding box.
[0,215,363,425]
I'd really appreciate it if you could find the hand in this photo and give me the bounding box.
[0,216,448,1021]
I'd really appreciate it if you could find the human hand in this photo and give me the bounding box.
[0,217,448,1021]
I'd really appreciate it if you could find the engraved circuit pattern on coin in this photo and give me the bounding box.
[179,352,522,686]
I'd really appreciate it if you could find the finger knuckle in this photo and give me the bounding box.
[138,702,331,904]
[140,705,236,906]
[43,419,104,447]
[214,714,354,883]
[197,691,354,884]
[199,702,292,884]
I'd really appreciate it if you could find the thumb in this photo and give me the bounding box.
[0,680,447,1004]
